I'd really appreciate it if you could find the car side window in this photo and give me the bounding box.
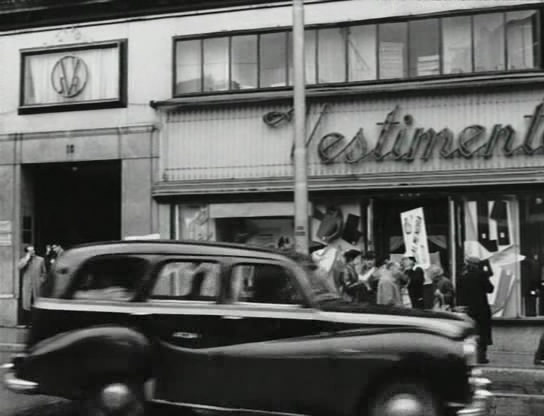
[151,261,220,301]
[72,256,146,301]
[230,263,303,305]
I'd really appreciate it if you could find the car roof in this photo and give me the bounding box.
[63,239,292,262]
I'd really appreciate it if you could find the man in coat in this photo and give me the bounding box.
[402,255,425,309]
[18,245,46,322]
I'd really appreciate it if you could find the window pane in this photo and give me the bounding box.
[231,264,302,304]
[203,37,229,91]
[507,10,538,70]
[409,19,440,77]
[347,25,377,81]
[442,16,473,74]
[152,261,220,301]
[379,22,408,79]
[175,39,202,94]
[288,30,317,85]
[260,32,287,88]
[474,13,505,72]
[231,35,258,90]
[318,28,346,83]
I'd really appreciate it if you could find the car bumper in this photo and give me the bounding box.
[2,364,39,394]
[456,373,494,416]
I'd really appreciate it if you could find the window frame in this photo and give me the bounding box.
[171,6,543,98]
[148,257,223,304]
[19,39,128,115]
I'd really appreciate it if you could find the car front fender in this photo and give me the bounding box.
[16,325,152,399]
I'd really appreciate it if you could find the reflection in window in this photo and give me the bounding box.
[507,10,538,70]
[203,37,229,91]
[152,261,219,301]
[318,28,346,83]
[176,39,202,94]
[288,30,317,85]
[231,35,258,90]
[347,25,377,81]
[260,32,287,88]
[379,22,408,79]
[409,19,440,77]
[474,13,505,72]
[442,16,473,74]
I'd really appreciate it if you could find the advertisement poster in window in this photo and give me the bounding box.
[400,207,431,269]
[464,200,525,317]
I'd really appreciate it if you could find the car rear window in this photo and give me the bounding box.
[70,255,148,301]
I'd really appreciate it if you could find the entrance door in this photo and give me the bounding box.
[24,160,121,252]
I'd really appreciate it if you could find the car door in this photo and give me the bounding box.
[214,259,337,415]
[143,256,226,407]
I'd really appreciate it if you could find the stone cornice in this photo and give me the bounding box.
[0,124,157,141]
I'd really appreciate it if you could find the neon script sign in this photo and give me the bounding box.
[263,102,544,164]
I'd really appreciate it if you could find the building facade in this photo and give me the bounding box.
[0,0,542,342]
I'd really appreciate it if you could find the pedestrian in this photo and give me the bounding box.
[429,264,455,311]
[17,245,46,324]
[377,261,403,307]
[357,251,381,303]
[340,249,361,301]
[45,244,55,272]
[457,256,494,364]
[402,255,425,309]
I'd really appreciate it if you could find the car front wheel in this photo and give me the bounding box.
[368,379,442,416]
[80,382,145,416]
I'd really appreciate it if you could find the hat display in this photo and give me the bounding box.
[465,256,481,265]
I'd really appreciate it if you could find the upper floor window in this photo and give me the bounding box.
[173,9,541,96]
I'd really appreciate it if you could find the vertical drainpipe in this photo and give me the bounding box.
[293,0,309,254]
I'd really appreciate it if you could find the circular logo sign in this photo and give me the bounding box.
[50,55,88,98]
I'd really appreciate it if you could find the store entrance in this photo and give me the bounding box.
[373,196,450,271]
[23,161,122,253]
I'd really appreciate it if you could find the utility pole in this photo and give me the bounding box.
[292,0,309,254]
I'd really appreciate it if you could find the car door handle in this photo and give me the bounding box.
[222,315,244,320]
[172,331,201,339]
[131,312,151,317]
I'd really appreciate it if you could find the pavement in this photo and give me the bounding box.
[1,327,544,416]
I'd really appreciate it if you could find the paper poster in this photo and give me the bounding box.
[401,207,430,269]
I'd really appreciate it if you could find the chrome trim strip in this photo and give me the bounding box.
[151,398,310,416]
[1,363,13,369]
[3,371,39,394]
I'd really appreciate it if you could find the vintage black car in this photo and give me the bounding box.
[4,241,492,416]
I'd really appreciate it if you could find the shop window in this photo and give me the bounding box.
[317,27,347,83]
[442,16,473,74]
[347,25,377,81]
[151,261,220,301]
[231,35,258,90]
[378,22,408,79]
[260,32,288,88]
[409,19,440,77]
[463,199,520,318]
[175,39,202,94]
[203,37,229,92]
[506,10,539,70]
[474,13,506,72]
[288,30,317,85]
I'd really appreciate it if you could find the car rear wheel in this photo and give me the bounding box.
[368,379,442,416]
[80,382,146,416]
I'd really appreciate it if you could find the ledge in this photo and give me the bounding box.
[150,72,544,111]
[152,166,544,197]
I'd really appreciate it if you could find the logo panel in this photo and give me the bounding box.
[50,55,88,98]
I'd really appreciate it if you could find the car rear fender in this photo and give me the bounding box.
[18,325,152,399]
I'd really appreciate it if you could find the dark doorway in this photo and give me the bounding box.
[28,160,121,252]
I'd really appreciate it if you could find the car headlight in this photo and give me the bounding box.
[462,336,478,366]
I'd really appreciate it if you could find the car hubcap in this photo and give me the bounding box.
[99,383,134,413]
[383,393,425,416]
